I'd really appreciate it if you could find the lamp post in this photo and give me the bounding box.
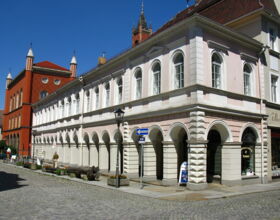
[114,108,124,188]
[32,130,37,163]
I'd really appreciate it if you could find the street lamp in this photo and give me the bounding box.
[114,108,124,188]
[32,130,37,163]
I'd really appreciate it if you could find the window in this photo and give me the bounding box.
[20,89,23,106]
[135,69,142,99]
[9,97,12,112]
[67,97,72,116]
[117,78,123,104]
[86,90,91,112]
[269,28,277,51]
[75,94,80,114]
[95,87,99,109]
[173,53,184,89]
[40,91,48,99]
[54,79,61,85]
[16,92,19,109]
[243,64,252,96]
[61,100,65,118]
[271,75,278,102]
[41,77,49,84]
[212,53,222,89]
[104,83,110,107]
[152,62,161,95]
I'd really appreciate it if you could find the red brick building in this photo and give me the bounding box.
[2,48,77,156]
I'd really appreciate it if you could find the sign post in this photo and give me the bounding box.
[137,128,148,189]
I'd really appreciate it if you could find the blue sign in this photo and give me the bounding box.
[136,128,149,135]
[138,137,145,144]
[178,161,188,185]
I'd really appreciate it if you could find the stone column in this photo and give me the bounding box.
[143,143,156,179]
[163,141,177,180]
[221,142,242,186]
[99,143,109,171]
[255,142,268,183]
[110,143,118,172]
[187,140,207,190]
[123,142,139,177]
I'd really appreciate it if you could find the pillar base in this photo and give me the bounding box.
[187,182,207,190]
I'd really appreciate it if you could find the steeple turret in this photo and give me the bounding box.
[132,1,152,47]
[26,47,34,71]
[70,54,77,78]
[6,71,12,89]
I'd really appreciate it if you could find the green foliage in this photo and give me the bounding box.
[0,140,8,153]
[9,146,17,155]
[16,161,24,166]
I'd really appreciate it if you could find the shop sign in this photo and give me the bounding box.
[241,147,252,159]
[178,161,188,185]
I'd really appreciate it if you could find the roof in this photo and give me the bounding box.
[34,61,69,71]
[152,0,279,37]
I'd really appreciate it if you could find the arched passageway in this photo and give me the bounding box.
[207,130,222,183]
[92,133,99,167]
[131,129,141,177]
[149,128,163,180]
[170,126,188,180]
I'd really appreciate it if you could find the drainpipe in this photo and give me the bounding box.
[258,46,267,184]
[79,76,85,166]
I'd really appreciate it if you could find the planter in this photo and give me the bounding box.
[107,178,129,187]
[30,163,37,170]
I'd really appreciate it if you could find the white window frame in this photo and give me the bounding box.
[173,52,184,89]
[268,24,278,52]
[271,74,279,103]
[104,82,110,107]
[152,61,161,95]
[116,77,123,104]
[95,87,99,110]
[243,63,253,96]
[134,68,142,99]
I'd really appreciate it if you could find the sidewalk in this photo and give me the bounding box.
[3,161,280,201]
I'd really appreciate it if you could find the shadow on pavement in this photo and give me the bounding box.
[0,171,27,192]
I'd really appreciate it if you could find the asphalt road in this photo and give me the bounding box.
[0,163,280,220]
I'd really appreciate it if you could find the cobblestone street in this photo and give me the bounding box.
[0,163,280,220]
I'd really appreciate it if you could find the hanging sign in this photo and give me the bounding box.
[178,161,188,185]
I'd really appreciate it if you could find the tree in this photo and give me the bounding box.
[0,140,8,154]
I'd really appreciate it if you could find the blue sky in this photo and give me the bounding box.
[0,0,195,109]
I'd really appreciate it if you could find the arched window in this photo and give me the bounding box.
[243,64,252,96]
[61,100,65,118]
[19,89,23,106]
[40,91,48,99]
[173,53,184,89]
[135,68,142,99]
[152,62,161,95]
[104,82,110,107]
[212,53,222,89]
[67,97,72,116]
[116,78,123,104]
[85,90,91,112]
[75,93,80,114]
[95,87,99,110]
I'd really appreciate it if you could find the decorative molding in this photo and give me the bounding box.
[240,52,258,62]
[207,40,229,53]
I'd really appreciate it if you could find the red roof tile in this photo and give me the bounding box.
[34,61,69,71]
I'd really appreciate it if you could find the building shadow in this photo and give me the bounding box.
[0,171,27,192]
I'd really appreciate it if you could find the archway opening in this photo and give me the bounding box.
[207,130,222,183]
[132,129,141,177]
[170,126,188,180]
[241,128,257,176]
[149,128,163,180]
[92,133,100,167]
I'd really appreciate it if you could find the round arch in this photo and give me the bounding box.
[239,123,260,143]
[205,120,232,143]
